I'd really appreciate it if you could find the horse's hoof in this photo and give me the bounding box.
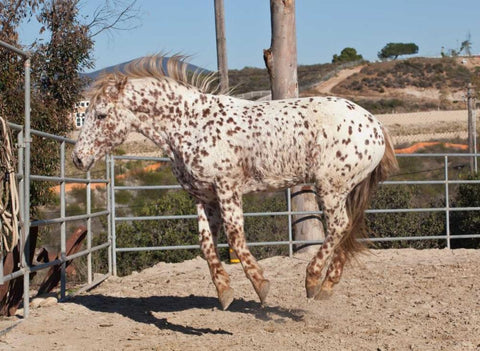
[219,287,234,310]
[305,284,321,299]
[257,279,270,305]
[314,288,334,300]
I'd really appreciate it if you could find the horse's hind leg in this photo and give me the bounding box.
[197,202,234,310]
[216,189,270,304]
[314,248,347,300]
[305,193,350,298]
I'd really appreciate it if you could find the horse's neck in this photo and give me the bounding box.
[128,78,220,152]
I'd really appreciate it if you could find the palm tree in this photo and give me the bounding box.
[460,32,472,57]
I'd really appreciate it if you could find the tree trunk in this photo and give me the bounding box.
[264,0,324,254]
[214,0,229,94]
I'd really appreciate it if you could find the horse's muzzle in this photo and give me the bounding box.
[72,153,84,170]
[72,152,94,171]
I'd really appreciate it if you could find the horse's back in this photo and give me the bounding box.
[176,94,387,195]
[233,96,386,193]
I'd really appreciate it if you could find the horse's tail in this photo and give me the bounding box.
[341,126,399,258]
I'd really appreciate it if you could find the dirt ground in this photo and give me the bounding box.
[1,249,480,351]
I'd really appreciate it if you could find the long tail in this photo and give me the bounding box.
[340,126,399,258]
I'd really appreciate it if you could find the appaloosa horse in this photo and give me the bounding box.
[73,55,398,310]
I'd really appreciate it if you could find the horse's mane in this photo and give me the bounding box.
[88,54,219,102]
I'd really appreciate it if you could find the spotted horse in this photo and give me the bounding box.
[73,55,398,310]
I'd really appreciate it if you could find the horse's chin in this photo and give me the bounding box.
[83,159,95,172]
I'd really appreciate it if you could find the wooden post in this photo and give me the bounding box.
[214,0,236,263]
[214,0,229,93]
[467,83,477,173]
[263,0,324,254]
[263,0,298,100]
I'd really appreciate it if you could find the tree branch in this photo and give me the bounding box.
[85,0,140,38]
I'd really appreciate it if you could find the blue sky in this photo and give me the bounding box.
[18,0,480,72]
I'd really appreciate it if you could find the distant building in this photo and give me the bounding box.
[71,100,90,128]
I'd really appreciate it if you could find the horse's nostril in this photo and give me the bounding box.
[73,154,83,169]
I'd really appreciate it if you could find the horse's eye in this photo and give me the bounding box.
[96,113,107,120]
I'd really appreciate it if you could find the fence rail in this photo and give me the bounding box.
[108,152,480,275]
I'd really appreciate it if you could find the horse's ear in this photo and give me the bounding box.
[116,76,128,92]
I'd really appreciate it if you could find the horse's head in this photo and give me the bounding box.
[72,76,135,171]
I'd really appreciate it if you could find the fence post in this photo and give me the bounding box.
[444,155,451,249]
[60,141,67,299]
[86,168,92,285]
[264,0,325,254]
[22,55,32,318]
[106,155,112,276]
[467,83,477,173]
[287,188,293,257]
[109,155,118,276]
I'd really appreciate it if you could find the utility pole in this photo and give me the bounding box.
[467,83,477,173]
[214,0,237,263]
[214,0,229,93]
[264,0,324,254]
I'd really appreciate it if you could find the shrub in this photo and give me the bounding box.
[367,185,445,249]
[105,188,291,276]
[111,190,199,276]
[243,193,288,258]
[450,173,480,248]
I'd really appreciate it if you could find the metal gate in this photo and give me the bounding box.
[0,40,111,320]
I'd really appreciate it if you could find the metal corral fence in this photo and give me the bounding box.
[110,152,480,274]
[5,136,480,320]
[0,40,111,320]
[1,124,111,319]
[2,40,480,322]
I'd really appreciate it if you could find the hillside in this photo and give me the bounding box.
[82,56,209,81]
[326,57,480,113]
[231,56,480,114]
[228,62,337,95]
[82,56,480,115]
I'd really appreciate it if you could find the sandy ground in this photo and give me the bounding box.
[376,110,470,145]
[377,110,469,127]
[2,249,480,351]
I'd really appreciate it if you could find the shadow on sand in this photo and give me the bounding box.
[69,294,305,336]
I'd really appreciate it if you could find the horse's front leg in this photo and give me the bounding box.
[197,202,234,310]
[216,189,270,304]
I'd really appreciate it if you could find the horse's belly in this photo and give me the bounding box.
[171,164,216,202]
[242,173,306,194]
